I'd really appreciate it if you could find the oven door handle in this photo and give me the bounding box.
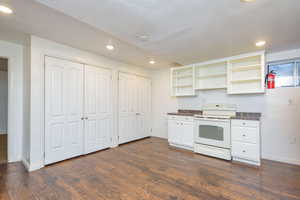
[194,118,229,123]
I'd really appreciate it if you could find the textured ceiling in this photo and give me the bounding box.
[1,0,300,68]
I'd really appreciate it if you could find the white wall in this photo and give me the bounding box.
[0,40,24,162]
[29,35,152,171]
[152,48,300,166]
[0,71,8,133]
[22,39,31,166]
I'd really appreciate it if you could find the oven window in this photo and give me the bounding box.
[199,125,224,141]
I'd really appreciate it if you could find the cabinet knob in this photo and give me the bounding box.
[242,150,246,153]
[242,134,246,137]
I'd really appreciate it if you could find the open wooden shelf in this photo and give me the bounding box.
[231,64,261,72]
[174,84,193,88]
[194,61,227,90]
[173,74,193,78]
[196,86,226,90]
[196,73,226,79]
[170,51,265,96]
[230,77,261,83]
[171,65,195,96]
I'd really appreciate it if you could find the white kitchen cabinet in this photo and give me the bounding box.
[170,66,196,97]
[231,119,261,166]
[169,51,265,96]
[168,116,194,150]
[227,51,265,94]
[194,61,227,90]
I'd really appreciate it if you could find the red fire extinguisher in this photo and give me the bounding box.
[266,70,276,89]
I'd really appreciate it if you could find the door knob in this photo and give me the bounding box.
[81,117,84,120]
[85,117,88,120]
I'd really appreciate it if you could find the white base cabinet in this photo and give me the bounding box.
[168,116,194,150]
[231,120,261,166]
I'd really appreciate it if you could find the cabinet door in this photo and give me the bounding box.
[168,120,179,144]
[181,122,194,147]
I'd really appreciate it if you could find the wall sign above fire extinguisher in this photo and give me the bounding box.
[266,70,276,89]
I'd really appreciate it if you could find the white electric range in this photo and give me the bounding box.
[194,104,237,160]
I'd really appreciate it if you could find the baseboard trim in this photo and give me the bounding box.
[262,154,300,166]
[22,158,30,171]
[22,159,44,172]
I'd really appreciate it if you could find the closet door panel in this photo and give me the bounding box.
[65,65,84,158]
[45,57,84,165]
[118,73,151,144]
[136,77,151,139]
[118,73,136,144]
[84,65,112,154]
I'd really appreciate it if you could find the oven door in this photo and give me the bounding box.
[194,118,231,148]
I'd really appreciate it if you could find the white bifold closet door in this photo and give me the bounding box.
[118,72,151,144]
[84,65,112,154]
[45,57,84,165]
[45,57,112,165]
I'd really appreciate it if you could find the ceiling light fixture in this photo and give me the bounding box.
[149,60,155,65]
[106,45,114,50]
[256,41,266,47]
[240,0,256,2]
[0,5,13,14]
[137,35,149,42]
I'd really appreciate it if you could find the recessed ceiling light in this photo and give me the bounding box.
[240,0,256,2]
[149,60,155,65]
[136,35,149,42]
[0,5,13,14]
[106,45,114,50]
[256,41,266,47]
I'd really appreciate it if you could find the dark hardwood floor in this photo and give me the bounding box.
[0,137,300,200]
[0,134,7,163]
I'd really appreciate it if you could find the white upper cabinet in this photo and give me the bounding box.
[170,51,265,96]
[171,66,195,96]
[195,61,227,90]
[227,52,265,94]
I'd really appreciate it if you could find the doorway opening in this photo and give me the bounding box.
[0,58,8,164]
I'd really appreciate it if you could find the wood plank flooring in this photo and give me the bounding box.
[0,134,7,163]
[0,137,300,200]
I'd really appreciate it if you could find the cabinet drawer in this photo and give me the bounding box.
[231,120,259,128]
[232,127,258,144]
[232,142,259,162]
[168,115,194,122]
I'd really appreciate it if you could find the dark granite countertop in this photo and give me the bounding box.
[168,110,202,116]
[232,112,261,121]
[168,110,261,121]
